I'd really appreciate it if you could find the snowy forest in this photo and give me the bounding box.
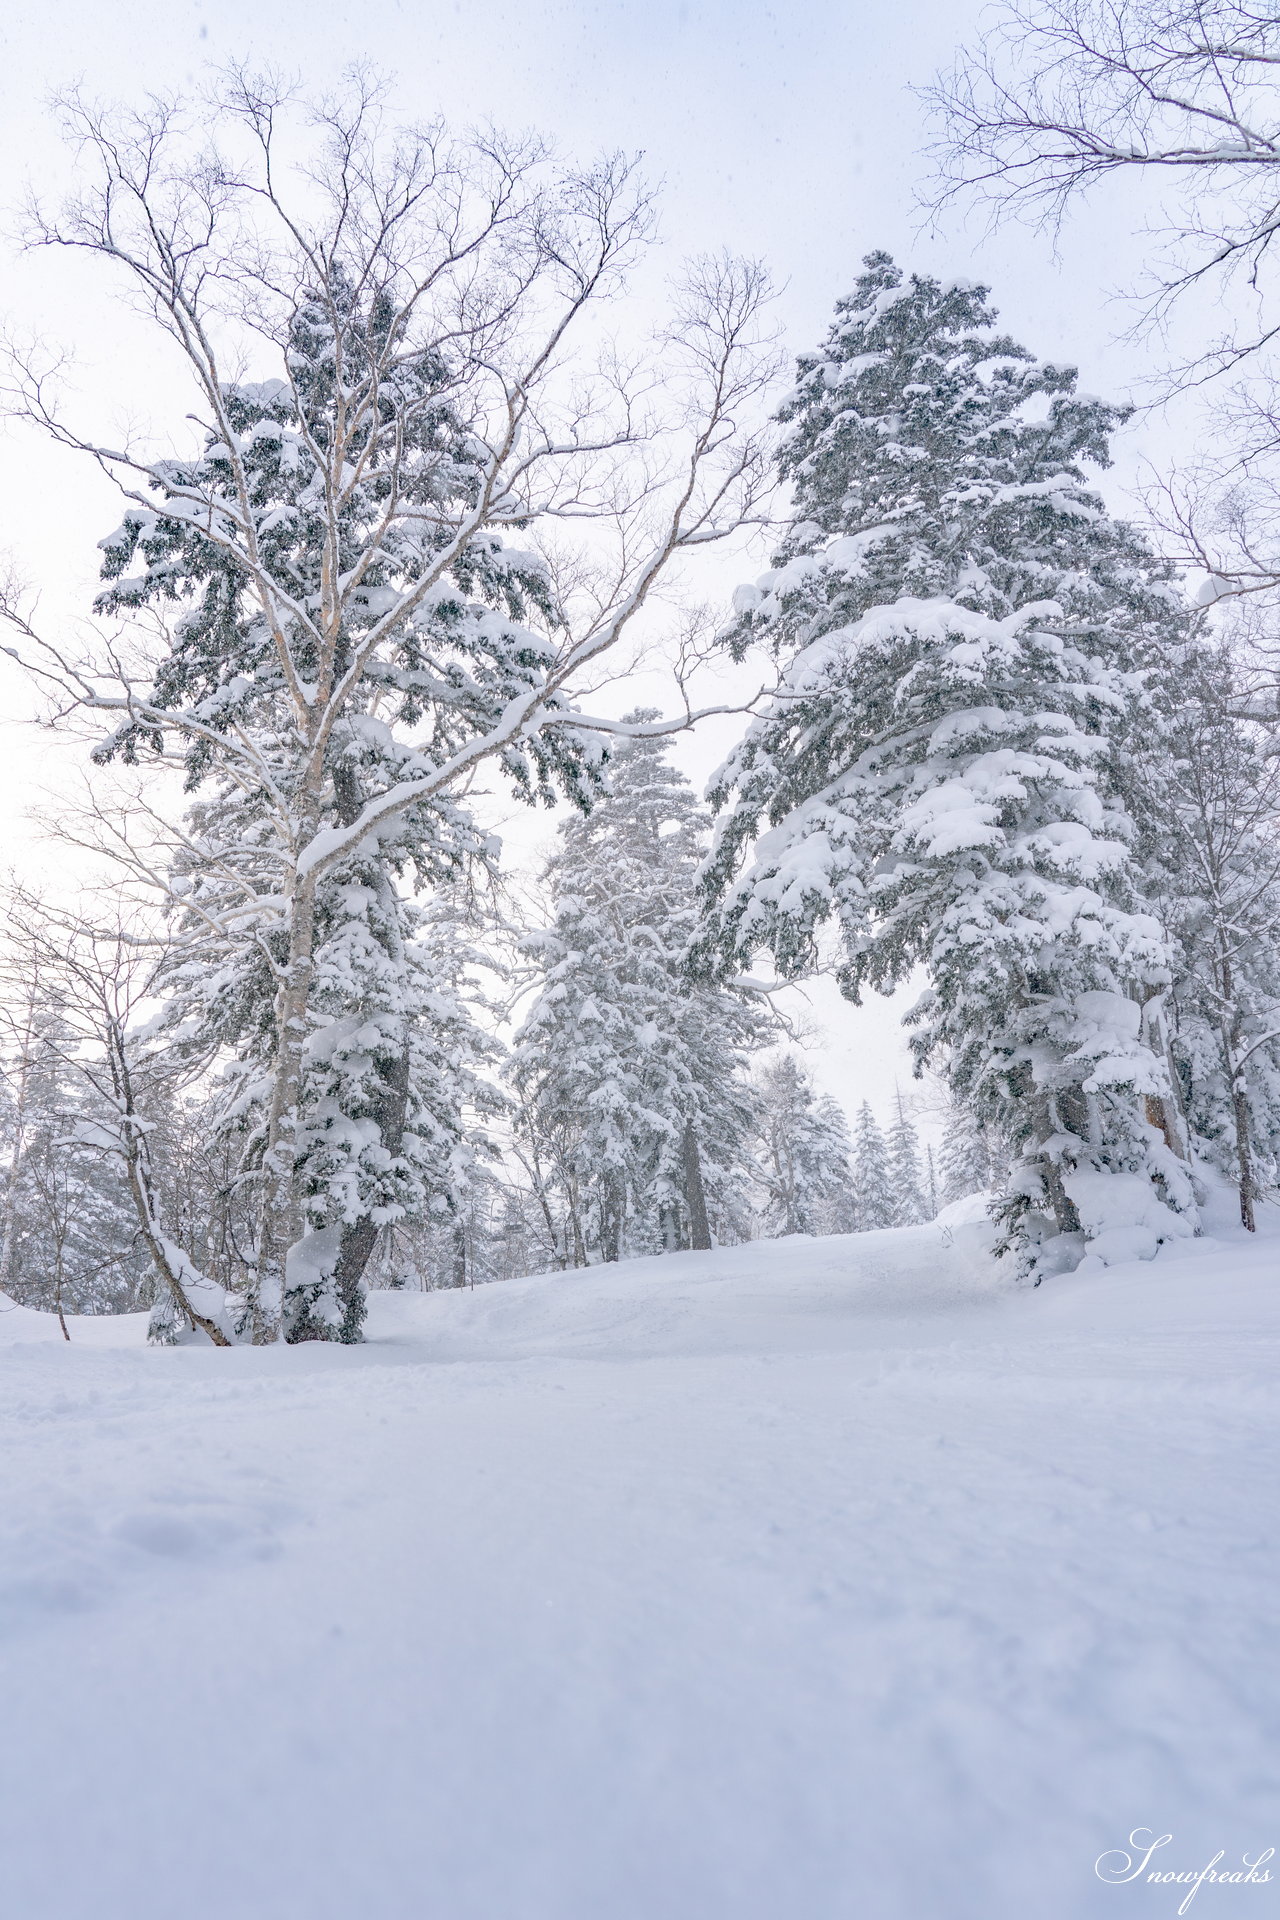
[6,9,1280,1920]
[1,30,1280,1344]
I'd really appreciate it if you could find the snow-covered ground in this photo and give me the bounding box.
[2,1207,1277,1920]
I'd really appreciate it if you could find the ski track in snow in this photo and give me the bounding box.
[1,1213,1277,1920]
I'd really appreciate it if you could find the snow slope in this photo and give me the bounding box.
[1,1211,1277,1920]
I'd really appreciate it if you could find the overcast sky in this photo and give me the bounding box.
[0,0,1212,1131]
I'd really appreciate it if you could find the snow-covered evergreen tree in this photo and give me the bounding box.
[0,1011,150,1320]
[938,1102,998,1206]
[513,723,771,1262]
[702,253,1197,1276]
[89,261,601,1340]
[752,1054,853,1236]
[850,1102,895,1231]
[155,854,505,1338]
[1143,648,1280,1227]
[924,1143,940,1220]
[885,1095,927,1227]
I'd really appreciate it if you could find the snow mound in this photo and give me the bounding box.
[0,1292,148,1346]
[1067,1167,1196,1268]
[932,1187,996,1229]
[369,1220,1003,1363]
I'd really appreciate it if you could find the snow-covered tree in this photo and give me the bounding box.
[1144,649,1280,1227]
[752,1054,853,1236]
[850,1102,895,1232]
[0,899,233,1336]
[938,1101,998,1206]
[0,956,51,1301]
[885,1095,927,1227]
[702,254,1197,1276]
[924,1143,940,1220]
[5,80,773,1340]
[513,724,772,1262]
[0,1004,150,1323]
[147,1085,259,1306]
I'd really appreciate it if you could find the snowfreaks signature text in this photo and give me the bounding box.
[1096,1832,1274,1914]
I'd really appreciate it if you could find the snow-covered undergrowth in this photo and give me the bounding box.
[1,1209,1276,1920]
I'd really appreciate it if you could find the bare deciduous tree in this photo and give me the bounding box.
[926,1,1280,364]
[1152,669,1280,1228]
[926,2,1280,646]
[0,890,238,1340]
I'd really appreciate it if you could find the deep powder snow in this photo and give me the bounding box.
[0,1208,1276,1920]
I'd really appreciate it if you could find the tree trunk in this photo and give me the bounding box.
[0,1096,29,1294]
[1030,1091,1082,1237]
[1216,961,1256,1234]
[1231,1068,1257,1234]
[51,1218,70,1342]
[1143,1094,1185,1159]
[96,1019,234,1347]
[683,1121,712,1251]
[327,764,413,1325]
[255,878,317,1342]
[524,1146,566,1268]
[332,1040,411,1330]
[1141,995,1190,1162]
[0,984,39,1294]
[599,1180,625,1264]
[332,1216,379,1315]
[1041,1155,1082,1236]
[123,1121,232,1346]
[1223,1011,1256,1234]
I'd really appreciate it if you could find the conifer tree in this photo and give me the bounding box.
[885,1095,927,1227]
[752,1054,853,1236]
[1144,649,1280,1229]
[703,253,1197,1275]
[924,1143,940,1221]
[0,1010,149,1319]
[939,1103,997,1206]
[850,1102,895,1231]
[513,724,771,1261]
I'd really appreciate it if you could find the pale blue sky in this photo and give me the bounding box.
[0,0,1177,393]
